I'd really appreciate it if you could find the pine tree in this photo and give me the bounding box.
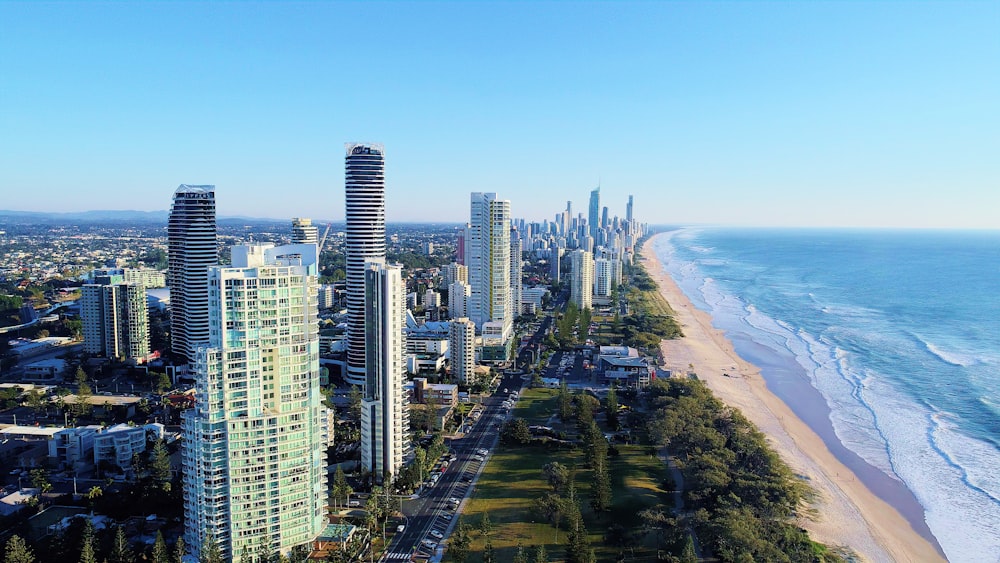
[150,532,168,563]
[199,537,222,563]
[680,535,697,563]
[149,440,172,490]
[478,512,493,538]
[481,538,494,563]
[109,527,134,563]
[171,538,185,563]
[238,545,253,563]
[4,535,35,563]
[511,543,528,563]
[79,520,98,563]
[533,545,548,563]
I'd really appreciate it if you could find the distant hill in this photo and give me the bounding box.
[0,209,325,225]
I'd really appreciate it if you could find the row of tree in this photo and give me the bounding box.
[644,378,843,562]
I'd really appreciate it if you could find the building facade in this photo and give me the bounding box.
[448,318,476,385]
[182,243,326,561]
[570,249,594,311]
[344,144,386,388]
[292,218,319,245]
[588,187,600,237]
[168,184,218,363]
[510,227,522,319]
[360,260,408,484]
[464,193,512,346]
[82,281,150,362]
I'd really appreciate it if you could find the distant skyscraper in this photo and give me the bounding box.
[594,258,614,299]
[292,217,319,245]
[81,281,149,361]
[626,195,634,224]
[570,249,594,310]
[601,205,609,229]
[449,318,476,385]
[182,244,326,561]
[588,187,600,237]
[465,192,512,339]
[360,259,408,483]
[344,143,386,388]
[168,184,218,363]
[510,227,523,317]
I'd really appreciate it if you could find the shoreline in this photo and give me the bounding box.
[640,232,944,562]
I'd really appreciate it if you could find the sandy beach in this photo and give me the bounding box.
[641,233,943,563]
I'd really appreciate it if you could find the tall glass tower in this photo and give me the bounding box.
[182,244,326,561]
[344,144,386,388]
[168,185,218,363]
[588,187,600,237]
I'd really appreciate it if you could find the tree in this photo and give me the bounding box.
[25,389,46,416]
[238,545,252,563]
[447,522,472,562]
[149,440,172,490]
[606,383,619,431]
[29,468,52,493]
[500,417,531,445]
[172,537,185,563]
[557,381,573,422]
[680,535,697,563]
[200,537,222,563]
[330,466,352,510]
[4,535,35,563]
[542,461,569,493]
[512,543,528,563]
[79,520,98,563]
[478,512,493,538]
[151,532,169,563]
[482,538,495,563]
[590,464,611,514]
[74,368,93,416]
[347,385,362,422]
[110,526,134,563]
[533,545,548,563]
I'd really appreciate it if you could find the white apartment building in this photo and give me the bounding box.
[465,193,513,346]
[449,318,476,385]
[360,259,409,484]
[82,282,150,362]
[182,243,326,561]
[570,249,594,311]
[448,281,470,319]
[168,184,218,363]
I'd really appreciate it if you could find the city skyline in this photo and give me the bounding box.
[1,2,997,229]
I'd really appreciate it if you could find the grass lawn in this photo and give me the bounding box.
[457,388,672,562]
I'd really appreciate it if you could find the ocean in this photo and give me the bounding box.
[653,228,1000,563]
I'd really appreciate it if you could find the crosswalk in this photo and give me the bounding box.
[383,553,410,560]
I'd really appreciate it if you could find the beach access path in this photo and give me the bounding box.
[641,233,942,563]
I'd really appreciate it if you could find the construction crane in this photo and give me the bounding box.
[318,223,332,254]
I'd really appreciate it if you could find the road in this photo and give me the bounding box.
[380,371,527,561]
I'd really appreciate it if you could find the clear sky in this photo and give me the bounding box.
[1,1,997,228]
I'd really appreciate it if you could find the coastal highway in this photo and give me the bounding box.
[381,371,526,561]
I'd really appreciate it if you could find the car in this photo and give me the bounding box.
[397,524,406,533]
[473,455,484,462]
[477,448,488,456]
[449,497,460,504]
[348,500,361,507]
[430,530,444,540]
[442,513,453,520]
[421,539,437,549]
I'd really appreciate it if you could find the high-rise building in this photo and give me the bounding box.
[442,262,468,286]
[626,195,634,224]
[601,206,609,230]
[182,243,326,561]
[570,249,594,310]
[81,282,149,361]
[292,217,319,245]
[464,192,512,337]
[510,227,523,317]
[168,185,218,363]
[448,281,471,319]
[360,259,408,483]
[594,258,615,299]
[588,187,600,237]
[449,318,476,385]
[344,143,386,388]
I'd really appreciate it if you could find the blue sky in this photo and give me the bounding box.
[1,1,997,228]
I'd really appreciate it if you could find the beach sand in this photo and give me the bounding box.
[641,233,943,563]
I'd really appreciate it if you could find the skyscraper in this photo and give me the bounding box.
[448,281,471,319]
[588,187,600,237]
[449,318,476,385]
[168,185,218,363]
[626,195,634,224]
[465,193,512,331]
[510,227,523,318]
[292,217,319,245]
[81,281,149,362]
[360,259,408,483]
[570,249,594,310]
[344,143,386,388]
[182,243,326,561]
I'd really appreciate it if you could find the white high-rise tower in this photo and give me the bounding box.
[464,193,512,339]
[360,259,408,484]
[570,249,594,311]
[292,217,319,245]
[344,143,386,388]
[168,185,218,363]
[181,244,326,561]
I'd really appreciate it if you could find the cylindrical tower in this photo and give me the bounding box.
[344,144,386,387]
[168,184,218,363]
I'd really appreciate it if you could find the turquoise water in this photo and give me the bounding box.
[654,228,1000,563]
